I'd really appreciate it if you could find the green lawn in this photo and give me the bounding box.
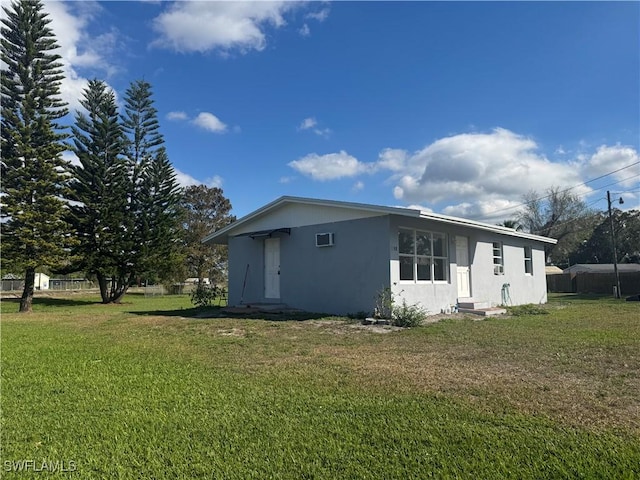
[1,293,638,478]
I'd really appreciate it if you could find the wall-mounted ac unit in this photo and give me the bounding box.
[315,232,335,247]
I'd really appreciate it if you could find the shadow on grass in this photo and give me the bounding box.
[1,297,99,308]
[130,306,205,317]
[130,306,334,321]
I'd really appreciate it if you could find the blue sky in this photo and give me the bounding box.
[37,1,640,221]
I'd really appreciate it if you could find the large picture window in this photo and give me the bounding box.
[399,228,448,282]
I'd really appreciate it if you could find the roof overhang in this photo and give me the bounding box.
[236,227,291,239]
[203,196,557,245]
[416,211,557,244]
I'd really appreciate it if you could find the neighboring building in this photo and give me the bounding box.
[564,264,640,275]
[185,278,211,285]
[545,266,564,275]
[0,273,49,291]
[35,272,50,290]
[204,196,557,315]
[549,263,640,295]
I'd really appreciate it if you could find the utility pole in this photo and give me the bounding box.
[607,191,623,299]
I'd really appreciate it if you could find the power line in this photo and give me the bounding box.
[528,184,639,236]
[478,162,640,221]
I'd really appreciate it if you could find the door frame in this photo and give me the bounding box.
[455,236,471,298]
[264,237,280,299]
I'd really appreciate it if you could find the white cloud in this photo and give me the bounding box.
[442,199,525,223]
[205,175,224,188]
[306,7,330,22]
[166,111,188,121]
[288,128,638,220]
[296,5,329,37]
[299,24,311,37]
[168,111,233,133]
[43,1,119,112]
[173,169,223,189]
[391,128,586,209]
[174,168,201,188]
[352,181,365,192]
[289,151,371,181]
[578,144,639,187]
[298,117,317,130]
[376,148,407,172]
[298,116,331,137]
[151,1,299,54]
[192,112,228,133]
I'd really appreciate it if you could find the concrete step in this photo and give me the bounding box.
[458,307,507,317]
[457,298,490,310]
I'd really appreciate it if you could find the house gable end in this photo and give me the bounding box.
[231,203,388,237]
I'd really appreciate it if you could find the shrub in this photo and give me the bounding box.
[190,284,218,308]
[391,298,428,327]
[373,288,428,327]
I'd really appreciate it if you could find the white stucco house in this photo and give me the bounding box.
[204,196,557,315]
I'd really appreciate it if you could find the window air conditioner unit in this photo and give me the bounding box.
[315,232,335,247]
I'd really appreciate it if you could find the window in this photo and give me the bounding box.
[493,242,504,275]
[524,246,533,275]
[399,228,448,282]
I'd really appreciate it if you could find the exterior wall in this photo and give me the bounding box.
[227,212,551,315]
[227,216,392,314]
[468,231,548,306]
[388,215,549,313]
[227,235,266,306]
[35,273,50,290]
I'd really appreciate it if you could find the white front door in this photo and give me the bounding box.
[264,237,280,299]
[456,236,471,298]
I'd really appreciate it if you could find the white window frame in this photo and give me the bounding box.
[493,241,504,275]
[524,246,533,275]
[398,228,449,283]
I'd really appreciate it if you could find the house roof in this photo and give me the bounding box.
[564,263,640,274]
[203,196,558,245]
[545,266,564,274]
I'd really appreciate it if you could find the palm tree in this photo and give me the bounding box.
[498,219,523,231]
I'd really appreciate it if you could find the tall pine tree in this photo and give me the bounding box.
[121,80,182,288]
[66,79,182,302]
[138,148,184,285]
[1,0,69,312]
[67,79,130,303]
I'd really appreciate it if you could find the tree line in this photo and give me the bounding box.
[3,1,637,312]
[1,0,233,312]
[502,187,639,267]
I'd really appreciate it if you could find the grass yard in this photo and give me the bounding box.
[1,293,638,479]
